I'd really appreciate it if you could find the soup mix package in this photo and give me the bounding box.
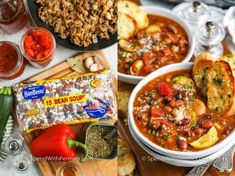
[13,70,116,133]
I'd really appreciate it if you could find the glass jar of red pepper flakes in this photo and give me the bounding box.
[21,27,56,68]
[0,41,26,80]
[0,0,28,33]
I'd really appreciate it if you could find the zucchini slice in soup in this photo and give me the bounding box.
[190,126,218,149]
[172,76,196,92]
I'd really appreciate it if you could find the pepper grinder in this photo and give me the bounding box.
[194,21,225,59]
[173,1,209,30]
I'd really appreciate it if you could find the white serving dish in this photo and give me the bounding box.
[128,62,235,160]
[129,122,235,167]
[118,6,195,84]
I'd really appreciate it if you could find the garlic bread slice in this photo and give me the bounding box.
[192,52,215,97]
[220,54,235,76]
[118,0,149,30]
[207,61,234,115]
[118,12,138,40]
[118,138,136,176]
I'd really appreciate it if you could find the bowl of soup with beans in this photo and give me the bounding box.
[118,6,195,84]
[128,62,235,160]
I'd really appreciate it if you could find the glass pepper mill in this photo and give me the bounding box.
[194,21,225,59]
[173,1,209,31]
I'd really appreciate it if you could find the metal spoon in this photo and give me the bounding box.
[103,128,117,141]
[185,161,213,176]
[186,144,235,176]
[213,144,235,172]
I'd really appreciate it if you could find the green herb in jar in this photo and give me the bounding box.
[86,125,117,159]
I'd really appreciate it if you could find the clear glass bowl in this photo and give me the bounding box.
[21,27,56,68]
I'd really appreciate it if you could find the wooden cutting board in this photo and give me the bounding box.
[16,50,117,176]
[118,42,235,176]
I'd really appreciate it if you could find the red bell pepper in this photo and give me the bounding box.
[30,124,88,161]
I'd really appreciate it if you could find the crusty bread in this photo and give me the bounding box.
[192,52,215,96]
[219,54,235,115]
[220,54,235,76]
[118,90,131,117]
[118,138,136,176]
[118,0,149,30]
[207,61,235,115]
[118,12,138,40]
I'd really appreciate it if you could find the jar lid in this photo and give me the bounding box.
[173,1,209,26]
[197,21,225,46]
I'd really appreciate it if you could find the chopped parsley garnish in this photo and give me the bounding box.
[213,78,223,86]
[189,96,195,101]
[185,85,193,89]
[150,90,157,97]
[125,57,134,63]
[163,133,170,140]
[155,102,160,107]
[118,50,130,57]
[216,106,220,112]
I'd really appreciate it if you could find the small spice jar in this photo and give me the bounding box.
[0,0,28,33]
[21,27,56,68]
[0,41,26,80]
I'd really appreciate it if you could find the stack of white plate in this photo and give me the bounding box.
[129,118,234,167]
[128,63,235,167]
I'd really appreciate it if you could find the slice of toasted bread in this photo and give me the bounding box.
[118,12,138,40]
[118,138,136,176]
[118,0,139,12]
[220,54,235,76]
[207,61,235,115]
[118,0,149,30]
[118,90,131,117]
[192,52,215,96]
[132,8,149,30]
